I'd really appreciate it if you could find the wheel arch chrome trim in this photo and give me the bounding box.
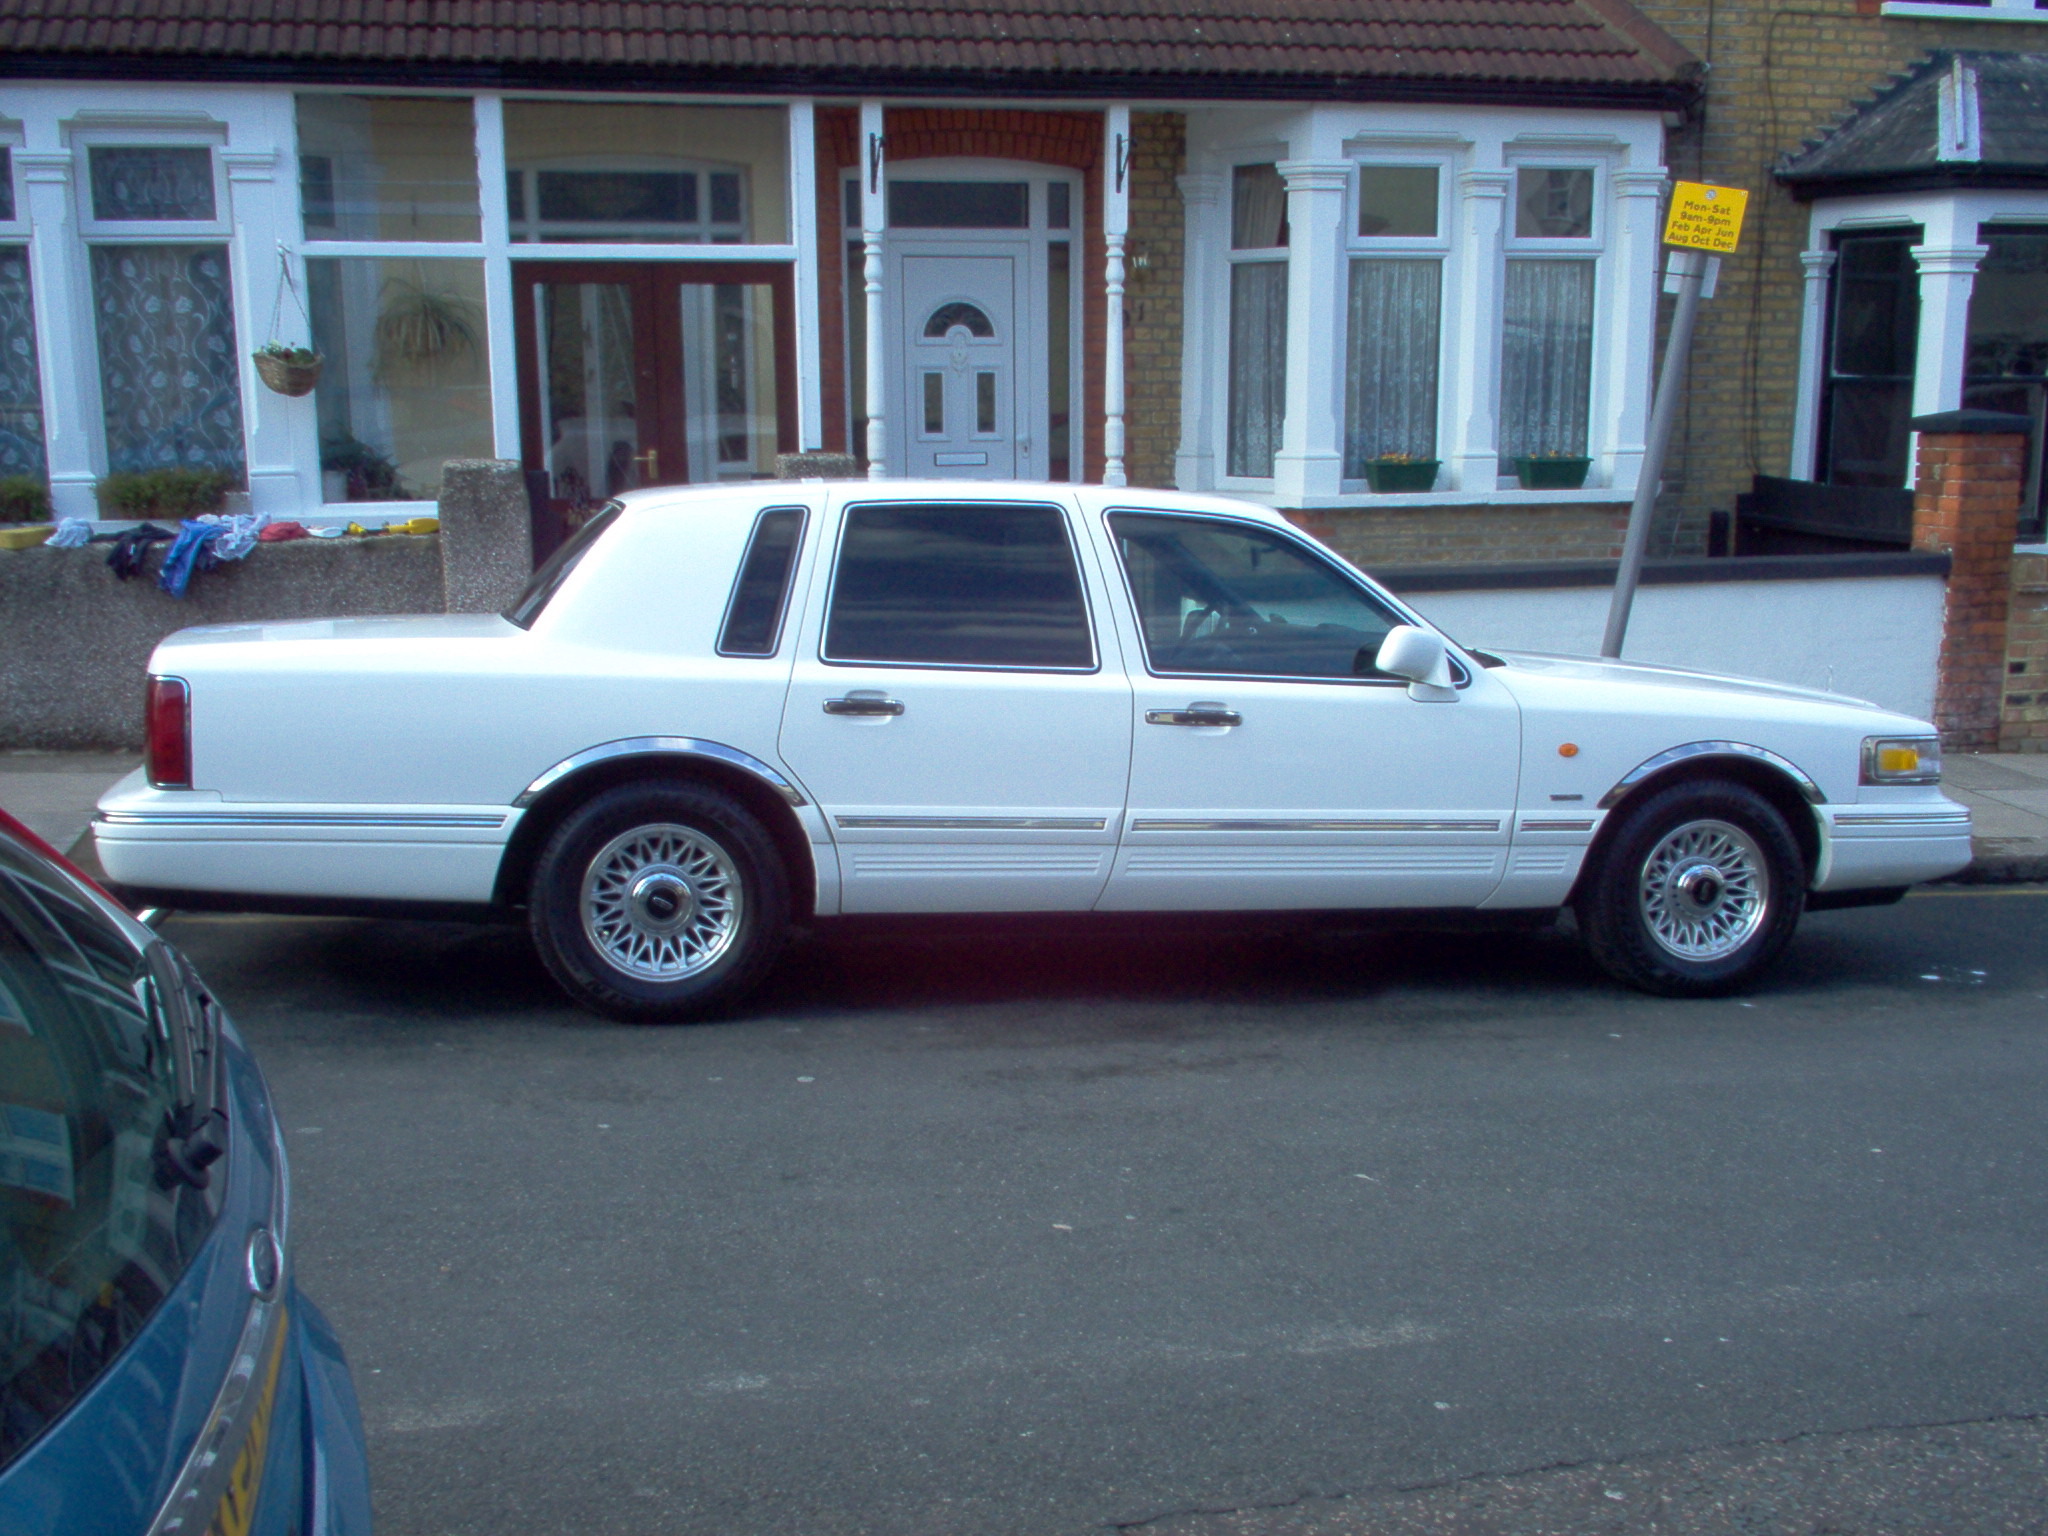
[1597,741,1827,810]
[514,737,808,809]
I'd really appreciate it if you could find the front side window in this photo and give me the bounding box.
[1109,512,1406,680]
[824,502,1094,670]
[0,842,219,1471]
[90,245,244,479]
[307,256,492,502]
[1227,164,1289,479]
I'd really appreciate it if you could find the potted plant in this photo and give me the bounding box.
[1361,452,1440,493]
[320,434,406,503]
[0,475,53,549]
[1513,451,1593,490]
[98,467,236,520]
[374,277,480,378]
[253,341,324,397]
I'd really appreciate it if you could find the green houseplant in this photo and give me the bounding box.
[98,467,236,520]
[1361,453,1440,493]
[253,341,324,397]
[1513,452,1592,490]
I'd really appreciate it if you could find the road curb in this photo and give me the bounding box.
[1939,841,2048,886]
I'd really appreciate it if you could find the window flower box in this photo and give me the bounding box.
[1514,454,1592,490]
[1362,457,1440,493]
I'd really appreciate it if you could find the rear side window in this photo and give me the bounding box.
[823,501,1094,670]
[504,500,623,630]
[0,843,219,1470]
[717,507,807,657]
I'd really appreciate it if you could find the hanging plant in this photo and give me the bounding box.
[374,277,480,378]
[253,248,324,396]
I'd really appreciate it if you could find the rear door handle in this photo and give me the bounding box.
[1145,702,1242,728]
[823,693,905,717]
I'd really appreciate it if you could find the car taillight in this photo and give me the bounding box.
[146,675,191,789]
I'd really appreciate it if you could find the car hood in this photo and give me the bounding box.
[1486,649,1887,712]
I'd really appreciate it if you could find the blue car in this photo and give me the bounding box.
[0,808,371,1535]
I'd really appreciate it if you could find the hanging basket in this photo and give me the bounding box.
[254,350,324,397]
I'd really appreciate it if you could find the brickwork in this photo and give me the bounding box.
[1286,504,1630,570]
[809,109,1108,480]
[1631,1,2021,552]
[2003,551,2048,751]
[1912,431,2023,749]
[1124,112,1186,490]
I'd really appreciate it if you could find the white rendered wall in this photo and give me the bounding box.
[1406,575,1946,721]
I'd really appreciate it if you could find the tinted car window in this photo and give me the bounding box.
[718,507,807,657]
[824,502,1094,669]
[1110,512,1405,679]
[0,844,219,1470]
[504,500,623,630]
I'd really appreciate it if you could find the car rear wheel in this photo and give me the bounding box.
[529,781,789,1022]
[1576,779,1805,997]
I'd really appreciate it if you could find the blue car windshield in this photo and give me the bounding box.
[0,843,220,1470]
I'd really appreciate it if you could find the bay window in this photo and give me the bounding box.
[1226,163,1287,479]
[1500,167,1598,470]
[1343,163,1445,478]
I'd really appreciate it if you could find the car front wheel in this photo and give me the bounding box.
[1576,779,1805,997]
[529,781,789,1022]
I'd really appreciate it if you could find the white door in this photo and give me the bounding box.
[1090,510,1523,911]
[898,252,1020,479]
[779,494,1131,913]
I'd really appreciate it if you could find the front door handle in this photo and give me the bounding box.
[1145,702,1242,728]
[823,692,905,717]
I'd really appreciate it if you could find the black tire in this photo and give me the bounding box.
[1576,779,1805,998]
[528,781,790,1022]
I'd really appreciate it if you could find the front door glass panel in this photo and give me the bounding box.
[1819,230,1922,489]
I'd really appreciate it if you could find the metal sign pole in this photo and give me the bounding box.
[1602,247,1710,658]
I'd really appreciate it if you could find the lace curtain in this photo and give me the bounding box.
[0,248,45,480]
[1344,258,1441,473]
[1228,262,1287,478]
[91,244,246,477]
[1499,258,1594,465]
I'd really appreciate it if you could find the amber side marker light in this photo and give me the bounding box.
[146,675,192,789]
[1558,743,1580,758]
[1860,735,1942,786]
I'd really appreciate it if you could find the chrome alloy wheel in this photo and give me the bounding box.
[579,823,743,981]
[1637,818,1771,962]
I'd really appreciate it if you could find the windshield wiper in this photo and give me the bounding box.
[150,943,227,1190]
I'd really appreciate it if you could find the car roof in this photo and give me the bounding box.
[613,479,1295,528]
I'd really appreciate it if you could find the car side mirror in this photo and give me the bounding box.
[1376,625,1459,702]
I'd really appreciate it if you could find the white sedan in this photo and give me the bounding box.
[95,483,1972,1019]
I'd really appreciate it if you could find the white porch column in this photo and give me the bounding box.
[1598,168,1666,495]
[1910,241,1987,418]
[788,99,824,452]
[1173,171,1223,491]
[860,99,888,478]
[19,150,98,522]
[1788,248,1838,480]
[1103,105,1132,488]
[1445,168,1511,493]
[1270,160,1348,504]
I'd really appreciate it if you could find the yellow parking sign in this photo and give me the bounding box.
[1664,181,1748,253]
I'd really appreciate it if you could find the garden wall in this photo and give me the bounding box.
[1380,552,1950,723]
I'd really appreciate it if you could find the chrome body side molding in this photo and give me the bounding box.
[514,736,808,808]
[835,815,1107,830]
[1598,741,1826,809]
[1129,818,1502,833]
[98,810,508,829]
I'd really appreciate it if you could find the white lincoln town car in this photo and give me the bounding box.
[95,483,1971,1019]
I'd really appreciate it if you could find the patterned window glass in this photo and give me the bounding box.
[0,249,45,481]
[1499,259,1595,467]
[90,245,245,478]
[0,150,14,223]
[88,147,216,222]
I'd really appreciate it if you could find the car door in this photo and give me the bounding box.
[777,494,1131,913]
[1089,509,1521,911]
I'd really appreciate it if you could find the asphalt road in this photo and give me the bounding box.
[168,889,2048,1536]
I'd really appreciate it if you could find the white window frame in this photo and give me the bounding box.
[1216,151,1291,492]
[1882,0,2048,19]
[1498,155,1609,480]
[1340,153,1452,490]
[70,128,231,240]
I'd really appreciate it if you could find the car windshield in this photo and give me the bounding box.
[504,500,624,630]
[0,840,219,1470]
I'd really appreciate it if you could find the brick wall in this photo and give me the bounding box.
[2004,552,2048,751]
[1287,504,1630,570]
[1124,112,1186,491]
[1630,0,2019,552]
[1912,427,2023,749]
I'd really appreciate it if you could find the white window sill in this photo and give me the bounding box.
[1250,486,1636,511]
[1881,2,2048,18]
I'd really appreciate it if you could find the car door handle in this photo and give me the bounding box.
[823,693,905,717]
[1145,702,1242,728]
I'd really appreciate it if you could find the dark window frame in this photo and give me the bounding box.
[716,505,808,657]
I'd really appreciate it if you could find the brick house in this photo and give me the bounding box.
[0,0,1703,568]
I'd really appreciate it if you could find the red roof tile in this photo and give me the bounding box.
[2,0,1700,106]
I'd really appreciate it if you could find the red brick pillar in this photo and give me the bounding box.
[1911,409,2030,750]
